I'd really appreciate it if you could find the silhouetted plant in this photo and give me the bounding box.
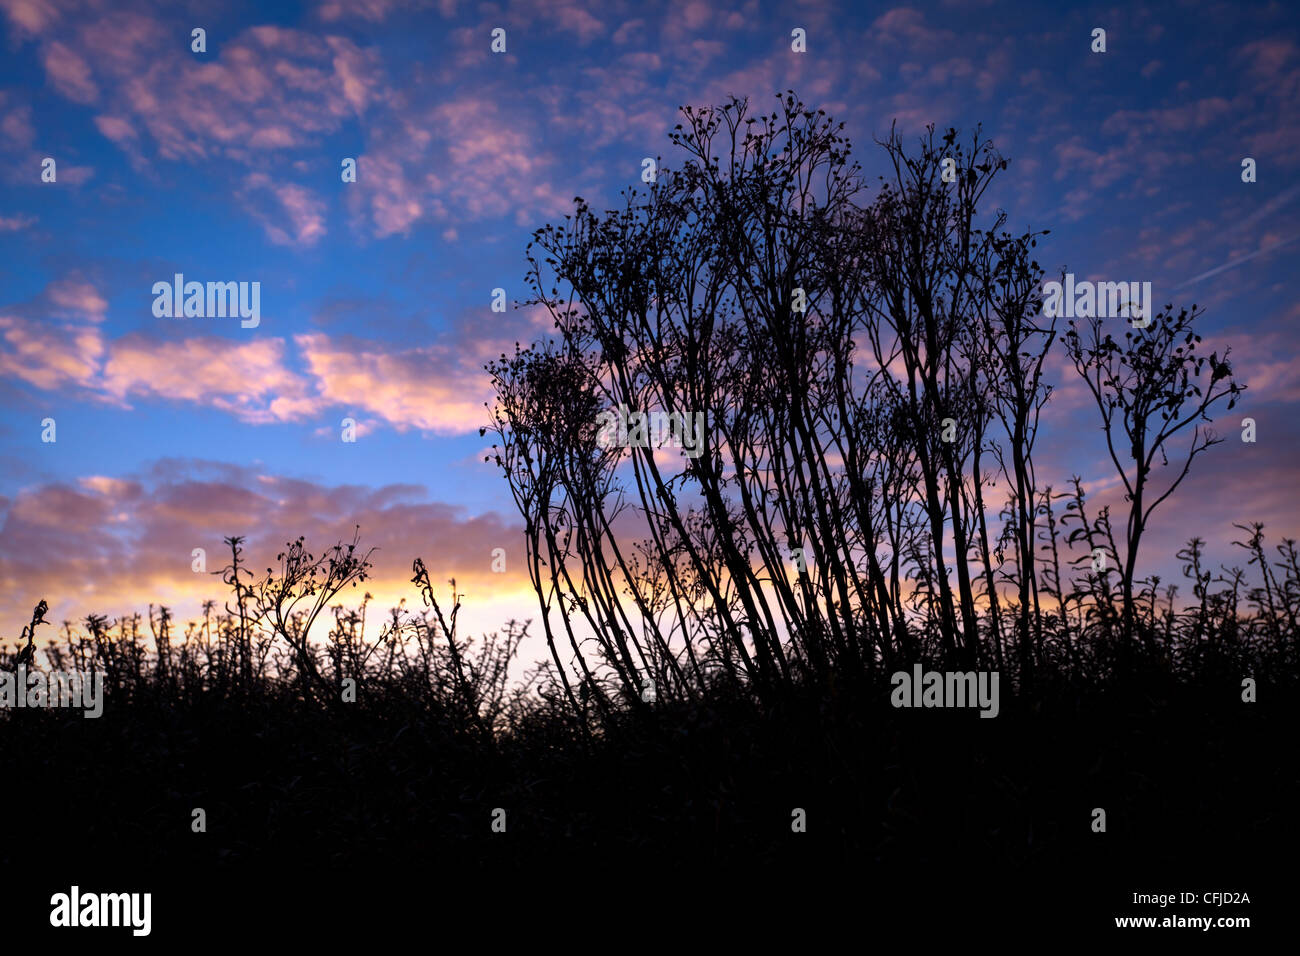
[484,92,1261,708]
[1064,304,1243,658]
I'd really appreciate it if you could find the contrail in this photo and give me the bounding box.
[1173,232,1300,289]
[1229,182,1300,234]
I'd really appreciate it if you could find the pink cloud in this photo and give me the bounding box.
[0,95,35,150]
[47,275,108,320]
[353,153,426,237]
[612,18,645,45]
[0,275,113,390]
[553,3,604,43]
[872,8,955,51]
[101,334,323,424]
[0,0,59,37]
[54,164,95,185]
[0,312,103,391]
[351,93,574,235]
[296,331,491,434]
[326,35,384,111]
[0,277,553,435]
[93,114,137,144]
[1236,38,1297,81]
[42,39,98,102]
[1209,320,1300,407]
[0,460,534,652]
[316,0,407,22]
[240,173,329,247]
[1102,98,1236,138]
[20,10,386,170]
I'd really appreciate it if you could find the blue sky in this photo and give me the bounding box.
[1,0,1298,642]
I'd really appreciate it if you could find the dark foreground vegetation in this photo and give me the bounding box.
[4,95,1296,938]
[1,533,1295,937]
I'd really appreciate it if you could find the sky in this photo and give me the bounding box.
[1,0,1298,657]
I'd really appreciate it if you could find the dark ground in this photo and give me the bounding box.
[2,667,1293,944]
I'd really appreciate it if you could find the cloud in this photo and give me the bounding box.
[350,93,574,235]
[0,312,104,391]
[1229,182,1300,235]
[58,164,96,185]
[0,0,60,38]
[551,3,605,44]
[13,7,387,169]
[871,8,956,52]
[0,275,110,391]
[92,113,137,145]
[352,153,427,237]
[101,334,323,424]
[239,173,328,247]
[296,332,491,434]
[1236,37,1298,83]
[1102,98,1236,138]
[0,459,534,652]
[47,275,108,320]
[316,0,412,23]
[1206,317,1300,406]
[0,276,560,434]
[42,40,99,102]
[1,277,316,420]
[0,94,35,151]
